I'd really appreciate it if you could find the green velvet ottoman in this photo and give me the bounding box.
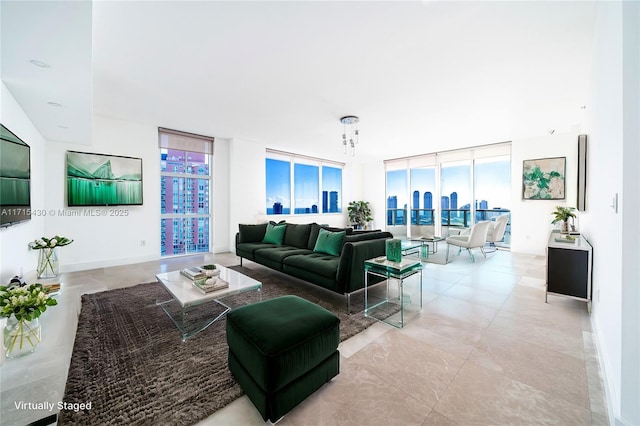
[226,295,340,422]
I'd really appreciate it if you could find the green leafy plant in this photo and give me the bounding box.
[0,283,58,322]
[551,206,577,224]
[347,201,373,229]
[201,264,217,270]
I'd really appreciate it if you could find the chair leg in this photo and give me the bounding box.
[446,244,450,262]
[481,247,487,258]
[457,247,462,256]
[467,248,475,262]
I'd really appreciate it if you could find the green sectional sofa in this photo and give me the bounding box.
[235,222,392,311]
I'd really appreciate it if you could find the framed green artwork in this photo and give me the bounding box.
[522,157,566,200]
[66,150,143,206]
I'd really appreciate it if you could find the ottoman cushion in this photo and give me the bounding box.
[226,295,340,393]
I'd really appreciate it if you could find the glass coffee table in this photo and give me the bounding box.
[401,236,445,260]
[156,265,262,341]
[364,257,423,328]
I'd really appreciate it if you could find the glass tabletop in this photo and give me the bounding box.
[365,257,422,275]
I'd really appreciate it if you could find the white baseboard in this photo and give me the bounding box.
[592,314,621,426]
[60,254,160,273]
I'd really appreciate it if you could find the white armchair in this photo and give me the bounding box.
[445,221,491,262]
[485,214,509,250]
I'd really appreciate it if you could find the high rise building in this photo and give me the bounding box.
[387,196,398,225]
[322,191,328,213]
[329,191,339,213]
[450,192,458,209]
[413,190,420,209]
[161,149,209,256]
[441,196,450,209]
[424,191,433,209]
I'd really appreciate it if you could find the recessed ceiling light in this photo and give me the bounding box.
[58,125,69,129]
[47,102,62,107]
[29,60,50,68]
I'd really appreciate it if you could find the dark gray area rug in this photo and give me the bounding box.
[60,265,380,425]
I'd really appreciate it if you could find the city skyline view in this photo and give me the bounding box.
[266,158,342,214]
[387,158,511,226]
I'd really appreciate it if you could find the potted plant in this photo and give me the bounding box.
[347,201,373,230]
[551,206,576,234]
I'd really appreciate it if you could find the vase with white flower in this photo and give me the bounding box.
[28,236,74,279]
[0,283,57,358]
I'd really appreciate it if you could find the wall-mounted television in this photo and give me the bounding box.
[0,124,31,228]
[66,150,143,206]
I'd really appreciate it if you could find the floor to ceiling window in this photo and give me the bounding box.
[159,128,214,256]
[266,149,343,216]
[474,155,512,245]
[385,143,511,246]
[440,160,472,230]
[385,168,408,236]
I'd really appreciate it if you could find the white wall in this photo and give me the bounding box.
[510,131,581,255]
[620,2,640,423]
[0,83,46,283]
[361,160,386,231]
[212,137,231,253]
[44,116,161,271]
[583,2,634,424]
[13,116,233,272]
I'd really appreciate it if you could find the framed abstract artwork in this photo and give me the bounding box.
[66,151,143,206]
[522,156,566,200]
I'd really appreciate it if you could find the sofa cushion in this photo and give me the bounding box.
[283,253,340,280]
[307,223,353,250]
[262,222,286,245]
[255,246,313,265]
[237,242,278,259]
[239,223,268,243]
[344,231,393,244]
[283,223,312,249]
[313,229,346,256]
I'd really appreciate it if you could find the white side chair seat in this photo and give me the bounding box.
[485,214,509,252]
[445,221,491,263]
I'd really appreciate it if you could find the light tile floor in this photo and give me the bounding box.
[0,249,609,426]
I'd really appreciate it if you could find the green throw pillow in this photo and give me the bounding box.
[313,228,346,256]
[262,222,286,245]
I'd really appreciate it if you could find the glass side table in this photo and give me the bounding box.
[364,257,423,328]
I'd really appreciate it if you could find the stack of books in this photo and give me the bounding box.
[43,283,61,296]
[180,266,227,293]
[180,267,206,281]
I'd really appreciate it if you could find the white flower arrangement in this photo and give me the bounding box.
[28,235,73,250]
[0,283,57,322]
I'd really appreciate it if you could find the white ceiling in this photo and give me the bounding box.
[1,1,597,163]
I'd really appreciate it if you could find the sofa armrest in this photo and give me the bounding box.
[337,238,389,293]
